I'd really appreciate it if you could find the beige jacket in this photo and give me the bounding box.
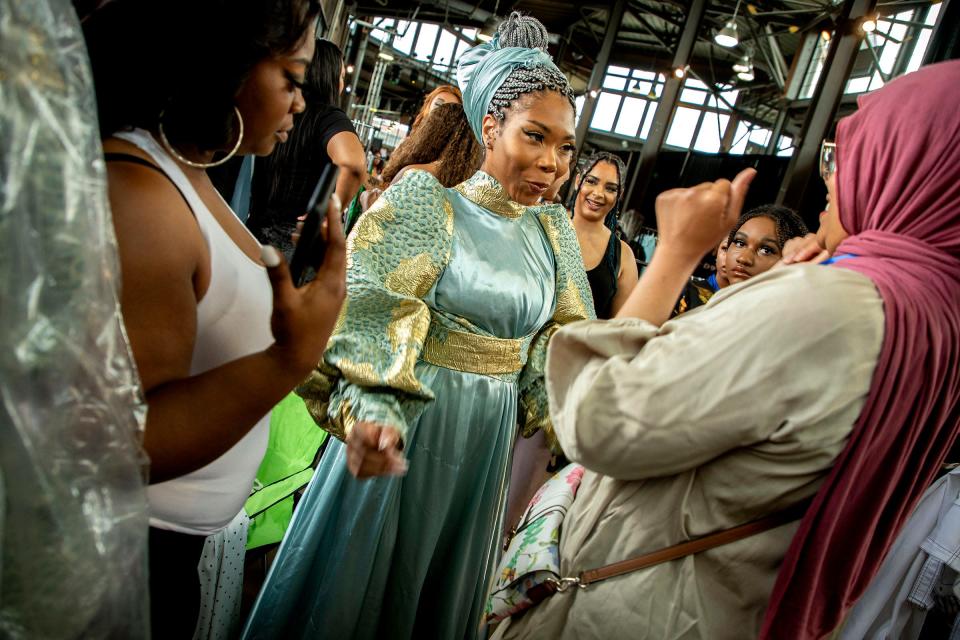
[495,265,884,640]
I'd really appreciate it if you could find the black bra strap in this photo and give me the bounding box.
[103,152,193,216]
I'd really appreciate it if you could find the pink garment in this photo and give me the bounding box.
[762,60,960,639]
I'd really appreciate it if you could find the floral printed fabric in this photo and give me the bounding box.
[486,463,585,622]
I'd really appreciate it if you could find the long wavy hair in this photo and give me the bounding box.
[409,85,462,134]
[382,102,482,188]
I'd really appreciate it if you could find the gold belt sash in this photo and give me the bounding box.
[421,327,529,376]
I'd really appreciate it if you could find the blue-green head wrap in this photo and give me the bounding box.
[456,12,575,144]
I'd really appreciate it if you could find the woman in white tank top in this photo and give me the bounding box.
[83,1,346,636]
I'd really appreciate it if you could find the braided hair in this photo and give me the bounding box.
[576,151,628,231]
[727,204,809,249]
[487,12,576,122]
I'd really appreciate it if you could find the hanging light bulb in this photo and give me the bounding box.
[346,64,355,74]
[860,16,878,33]
[647,85,658,99]
[674,66,687,79]
[589,89,599,99]
[820,29,832,41]
[737,67,755,82]
[732,55,752,73]
[714,0,743,48]
[714,20,739,47]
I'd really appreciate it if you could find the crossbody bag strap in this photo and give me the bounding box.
[548,498,812,594]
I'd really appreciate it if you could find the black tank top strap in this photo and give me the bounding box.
[104,152,192,215]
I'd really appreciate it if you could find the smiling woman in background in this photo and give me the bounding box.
[572,152,638,319]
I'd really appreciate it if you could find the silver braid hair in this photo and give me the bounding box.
[488,12,576,122]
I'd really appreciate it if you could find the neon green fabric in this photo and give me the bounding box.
[245,393,327,550]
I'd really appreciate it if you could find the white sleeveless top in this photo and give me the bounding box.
[115,130,274,535]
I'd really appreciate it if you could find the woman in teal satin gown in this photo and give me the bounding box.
[241,13,593,639]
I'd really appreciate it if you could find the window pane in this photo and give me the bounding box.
[665,106,701,149]
[777,136,794,157]
[680,87,708,105]
[730,122,751,154]
[434,29,457,69]
[590,92,622,131]
[575,94,586,125]
[878,32,905,75]
[906,28,933,74]
[371,18,394,42]
[615,97,647,137]
[846,76,871,93]
[686,78,708,90]
[718,88,739,109]
[801,38,830,99]
[603,75,627,91]
[608,65,630,76]
[748,127,771,147]
[640,103,657,139]
[693,111,729,153]
[414,23,439,61]
[460,27,478,39]
[394,21,416,54]
[629,80,654,95]
[632,69,657,80]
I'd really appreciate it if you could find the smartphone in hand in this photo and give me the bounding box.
[289,164,340,286]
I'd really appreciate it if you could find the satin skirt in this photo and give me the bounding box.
[241,363,517,639]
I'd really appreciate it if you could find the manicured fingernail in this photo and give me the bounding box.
[260,245,281,268]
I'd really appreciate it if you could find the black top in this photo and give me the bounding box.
[586,230,621,320]
[246,106,356,251]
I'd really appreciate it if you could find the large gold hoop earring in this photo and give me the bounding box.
[158,106,244,169]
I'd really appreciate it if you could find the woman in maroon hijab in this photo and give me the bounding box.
[761,59,960,638]
[493,61,960,640]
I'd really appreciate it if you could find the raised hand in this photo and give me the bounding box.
[655,169,756,264]
[779,233,830,266]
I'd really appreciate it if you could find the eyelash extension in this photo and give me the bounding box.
[284,72,305,90]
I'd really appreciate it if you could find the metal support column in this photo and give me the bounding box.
[573,0,627,159]
[766,107,788,155]
[359,59,387,143]
[623,0,707,210]
[345,24,369,115]
[776,0,877,209]
[720,111,740,153]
